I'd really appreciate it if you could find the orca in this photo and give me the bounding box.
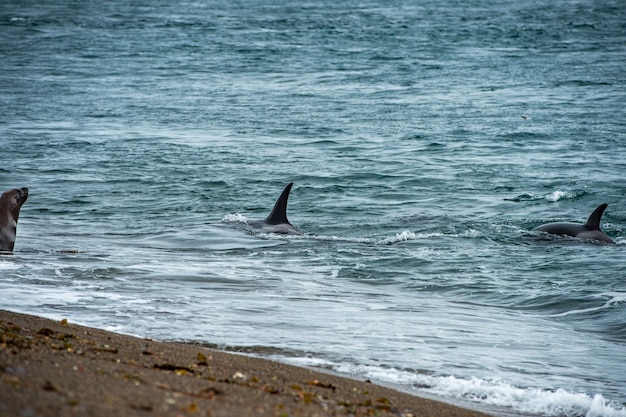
[0,187,29,252]
[532,203,616,244]
[247,182,302,235]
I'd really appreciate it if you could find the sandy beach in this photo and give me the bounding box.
[0,309,494,417]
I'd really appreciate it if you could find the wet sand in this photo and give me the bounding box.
[1,309,493,417]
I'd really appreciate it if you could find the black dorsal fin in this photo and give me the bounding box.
[265,183,294,225]
[585,203,608,230]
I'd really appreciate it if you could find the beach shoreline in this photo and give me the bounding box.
[1,309,494,417]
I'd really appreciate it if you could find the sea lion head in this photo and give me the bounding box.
[0,187,29,252]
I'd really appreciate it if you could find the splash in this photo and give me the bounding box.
[545,190,574,202]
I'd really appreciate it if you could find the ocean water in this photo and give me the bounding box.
[1,0,626,416]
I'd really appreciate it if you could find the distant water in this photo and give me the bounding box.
[1,0,625,415]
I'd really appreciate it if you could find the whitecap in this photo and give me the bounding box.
[378,231,419,244]
[461,228,483,238]
[377,231,447,244]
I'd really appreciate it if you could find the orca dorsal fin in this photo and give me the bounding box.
[585,203,608,230]
[265,183,294,225]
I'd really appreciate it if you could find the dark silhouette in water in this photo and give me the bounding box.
[0,187,29,252]
[532,203,616,244]
[248,183,302,235]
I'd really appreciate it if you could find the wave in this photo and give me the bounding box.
[377,230,439,244]
[506,189,585,203]
[221,213,373,243]
[325,363,626,417]
[545,190,576,202]
[542,292,626,318]
[221,215,485,245]
[418,375,626,417]
[377,229,484,245]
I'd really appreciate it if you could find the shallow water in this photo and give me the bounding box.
[1,1,626,415]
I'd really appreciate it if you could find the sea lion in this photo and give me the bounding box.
[0,187,29,252]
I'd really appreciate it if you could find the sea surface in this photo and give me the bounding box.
[1,0,625,415]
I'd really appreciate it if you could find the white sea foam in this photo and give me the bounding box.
[419,375,626,417]
[329,363,626,417]
[0,262,20,271]
[221,212,248,224]
[378,231,420,244]
[545,190,574,201]
[377,229,482,245]
[462,228,484,238]
[378,231,450,244]
[305,235,373,244]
